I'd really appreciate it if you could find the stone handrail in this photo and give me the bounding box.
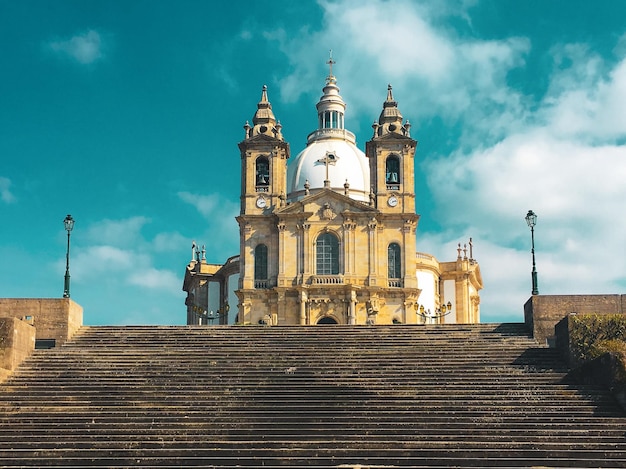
[311,275,344,285]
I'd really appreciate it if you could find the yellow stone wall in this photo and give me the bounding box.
[0,298,82,345]
[0,317,36,383]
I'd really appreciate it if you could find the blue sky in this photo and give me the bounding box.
[1,0,625,325]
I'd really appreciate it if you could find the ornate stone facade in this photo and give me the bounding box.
[184,69,483,325]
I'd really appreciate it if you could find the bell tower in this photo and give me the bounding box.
[366,85,419,291]
[366,85,417,214]
[238,85,290,214]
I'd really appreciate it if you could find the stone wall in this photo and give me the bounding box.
[554,314,626,411]
[525,294,626,344]
[0,317,36,382]
[0,298,83,347]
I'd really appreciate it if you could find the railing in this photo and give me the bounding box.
[256,186,269,193]
[306,128,356,144]
[416,252,435,260]
[311,275,344,285]
[255,279,270,289]
[388,279,402,288]
[225,255,240,265]
[386,184,400,191]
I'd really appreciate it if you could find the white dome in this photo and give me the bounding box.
[287,73,370,202]
[287,133,370,202]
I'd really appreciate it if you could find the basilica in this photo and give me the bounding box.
[183,66,482,326]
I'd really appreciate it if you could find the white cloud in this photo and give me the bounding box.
[203,0,626,322]
[65,216,189,297]
[69,245,135,280]
[428,131,626,235]
[48,30,103,64]
[153,232,189,252]
[177,191,240,262]
[0,177,16,203]
[422,49,626,320]
[178,191,239,221]
[70,243,182,294]
[84,216,150,247]
[266,0,626,321]
[322,0,455,82]
[178,192,220,218]
[543,51,626,142]
[268,0,529,144]
[128,268,181,294]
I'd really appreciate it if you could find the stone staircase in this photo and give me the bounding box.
[0,323,624,468]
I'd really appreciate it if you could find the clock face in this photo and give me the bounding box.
[256,196,267,208]
[388,196,398,207]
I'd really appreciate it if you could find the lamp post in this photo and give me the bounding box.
[415,301,453,324]
[206,310,222,325]
[525,209,539,295]
[63,214,75,298]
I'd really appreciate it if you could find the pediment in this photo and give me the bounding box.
[276,189,378,220]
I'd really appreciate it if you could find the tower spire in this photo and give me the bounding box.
[374,83,406,137]
[245,85,283,141]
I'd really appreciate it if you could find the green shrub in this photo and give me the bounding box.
[570,314,626,362]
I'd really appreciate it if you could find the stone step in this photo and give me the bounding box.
[0,438,625,451]
[1,430,625,442]
[0,448,625,467]
[2,401,615,411]
[0,389,614,402]
[0,322,623,468]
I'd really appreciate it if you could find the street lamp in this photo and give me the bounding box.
[63,214,75,298]
[415,301,453,324]
[206,310,222,325]
[525,209,539,295]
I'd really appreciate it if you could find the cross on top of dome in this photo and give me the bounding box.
[326,50,336,84]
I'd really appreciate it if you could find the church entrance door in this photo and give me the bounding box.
[317,317,338,325]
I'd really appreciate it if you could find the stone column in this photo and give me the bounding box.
[299,290,308,325]
[402,218,418,288]
[342,218,356,279]
[302,223,311,280]
[367,218,378,286]
[277,222,286,286]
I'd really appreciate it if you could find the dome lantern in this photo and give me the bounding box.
[287,56,370,202]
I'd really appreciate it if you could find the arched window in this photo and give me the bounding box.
[316,233,339,275]
[386,156,400,184]
[388,243,401,279]
[256,157,269,187]
[254,244,268,282]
